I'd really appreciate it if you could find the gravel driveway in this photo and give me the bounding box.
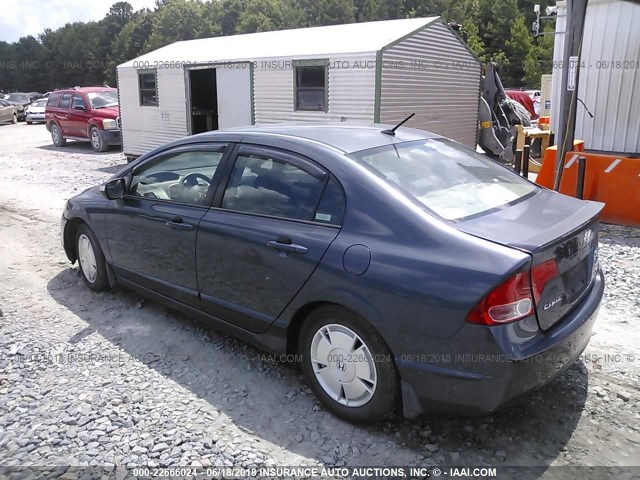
[0,123,639,478]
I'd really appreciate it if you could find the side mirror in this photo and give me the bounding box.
[73,105,86,111]
[101,178,126,200]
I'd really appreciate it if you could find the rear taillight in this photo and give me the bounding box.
[467,259,561,326]
[531,259,559,303]
[467,271,533,326]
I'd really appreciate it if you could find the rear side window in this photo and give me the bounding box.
[47,92,61,108]
[222,153,325,221]
[350,139,538,221]
[314,176,345,225]
[59,93,72,109]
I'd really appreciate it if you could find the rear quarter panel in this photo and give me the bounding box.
[276,155,532,351]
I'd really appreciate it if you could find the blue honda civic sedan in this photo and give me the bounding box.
[61,124,604,423]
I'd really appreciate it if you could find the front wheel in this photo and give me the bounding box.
[90,127,109,152]
[12,113,17,124]
[75,224,109,291]
[300,306,399,424]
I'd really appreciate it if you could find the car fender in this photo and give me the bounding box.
[87,118,105,134]
[62,188,111,263]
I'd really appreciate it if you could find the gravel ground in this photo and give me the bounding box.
[0,123,639,477]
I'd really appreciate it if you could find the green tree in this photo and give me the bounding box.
[523,24,554,87]
[236,0,286,33]
[504,15,532,85]
[144,0,219,51]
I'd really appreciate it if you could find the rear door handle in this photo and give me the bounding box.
[166,217,194,231]
[267,237,308,255]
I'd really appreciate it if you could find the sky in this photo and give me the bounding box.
[1,0,158,43]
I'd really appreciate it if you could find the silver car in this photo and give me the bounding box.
[0,99,18,124]
[25,98,48,124]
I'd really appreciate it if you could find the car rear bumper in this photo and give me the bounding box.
[102,129,121,146]
[397,270,604,417]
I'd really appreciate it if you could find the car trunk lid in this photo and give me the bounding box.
[455,188,603,330]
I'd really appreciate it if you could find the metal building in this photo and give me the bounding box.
[551,0,640,154]
[117,17,481,157]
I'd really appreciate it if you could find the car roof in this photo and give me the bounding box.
[53,87,115,94]
[193,123,442,154]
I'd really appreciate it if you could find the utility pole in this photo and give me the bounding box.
[553,0,588,191]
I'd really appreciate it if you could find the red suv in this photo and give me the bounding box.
[45,87,121,152]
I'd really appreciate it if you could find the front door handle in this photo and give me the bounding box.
[267,237,308,255]
[166,217,194,231]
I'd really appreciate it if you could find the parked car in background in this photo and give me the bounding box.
[0,99,18,124]
[5,92,33,121]
[45,87,121,152]
[25,98,48,124]
[60,124,604,423]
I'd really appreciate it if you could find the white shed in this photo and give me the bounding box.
[117,17,481,158]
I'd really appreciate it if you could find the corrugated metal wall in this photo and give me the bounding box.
[552,0,640,154]
[253,53,376,124]
[118,66,188,156]
[379,20,481,148]
[550,1,567,134]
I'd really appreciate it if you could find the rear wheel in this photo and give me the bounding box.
[51,123,66,147]
[26,120,32,125]
[90,127,109,152]
[300,306,399,424]
[75,224,109,291]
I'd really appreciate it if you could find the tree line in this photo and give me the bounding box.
[0,0,555,93]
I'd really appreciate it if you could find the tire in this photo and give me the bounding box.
[75,224,109,291]
[11,114,17,124]
[90,127,109,152]
[300,306,399,424]
[51,123,66,147]
[26,121,32,125]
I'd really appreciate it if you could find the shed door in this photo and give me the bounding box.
[216,63,252,129]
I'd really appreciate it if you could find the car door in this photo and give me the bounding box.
[69,94,89,137]
[105,143,230,306]
[196,145,345,333]
[0,100,9,122]
[56,93,73,134]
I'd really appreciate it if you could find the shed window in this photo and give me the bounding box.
[138,71,158,106]
[294,60,327,112]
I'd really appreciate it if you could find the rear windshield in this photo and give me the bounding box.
[7,93,30,103]
[350,139,538,221]
[32,99,48,107]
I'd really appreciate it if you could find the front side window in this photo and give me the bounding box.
[129,147,227,206]
[222,152,325,221]
[138,71,158,106]
[72,95,85,109]
[294,60,327,112]
[350,139,539,221]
